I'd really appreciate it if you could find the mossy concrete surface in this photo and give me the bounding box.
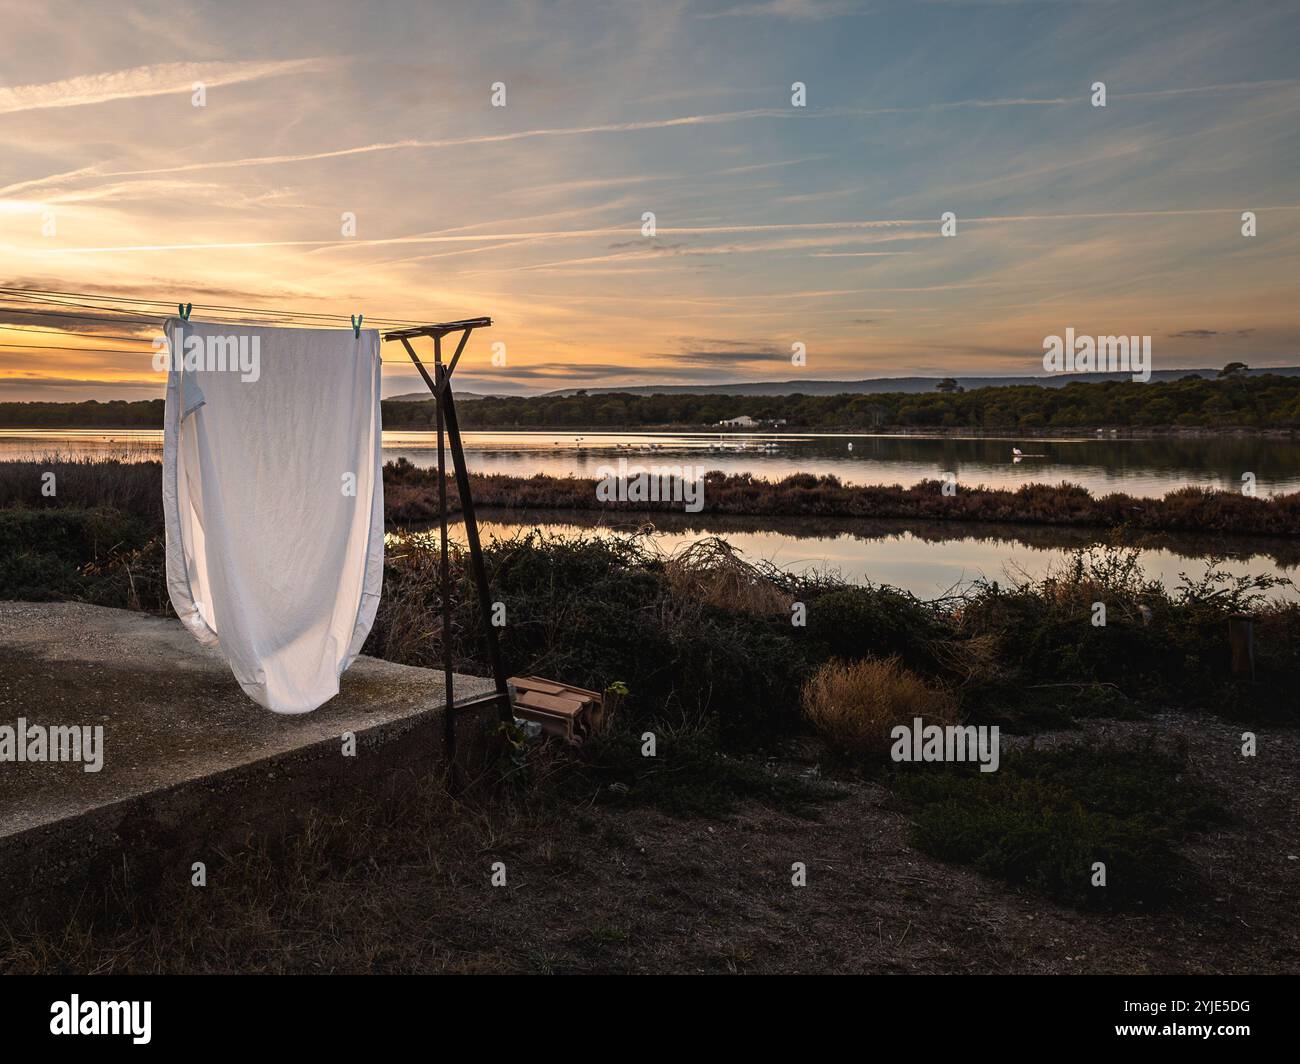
[0,601,495,911]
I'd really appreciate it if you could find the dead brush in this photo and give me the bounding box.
[368,536,466,667]
[927,632,1004,692]
[1038,544,1164,623]
[80,537,168,612]
[661,536,793,616]
[801,655,958,758]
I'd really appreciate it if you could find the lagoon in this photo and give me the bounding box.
[417,509,1300,604]
[4,429,1300,499]
[6,429,1295,601]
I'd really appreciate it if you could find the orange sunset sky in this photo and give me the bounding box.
[2,0,1299,401]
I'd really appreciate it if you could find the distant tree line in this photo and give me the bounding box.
[387,375,1300,430]
[0,399,165,428]
[3,375,1299,430]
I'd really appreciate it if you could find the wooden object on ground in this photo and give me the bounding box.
[509,675,605,744]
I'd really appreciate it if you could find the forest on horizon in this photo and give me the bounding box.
[2,374,1299,432]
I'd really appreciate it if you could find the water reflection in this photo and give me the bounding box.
[396,508,1299,603]
[5,428,1299,499]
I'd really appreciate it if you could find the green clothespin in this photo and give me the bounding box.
[351,313,363,338]
[178,302,193,321]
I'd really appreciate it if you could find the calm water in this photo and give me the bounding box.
[5,428,1300,498]
[5,429,1296,598]
[408,510,1299,604]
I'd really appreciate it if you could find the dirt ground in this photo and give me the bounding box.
[3,712,1296,974]
[426,713,1297,975]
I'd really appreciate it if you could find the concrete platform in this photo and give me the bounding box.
[0,601,496,910]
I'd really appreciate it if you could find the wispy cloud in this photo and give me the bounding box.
[7,79,1292,200]
[32,205,1300,257]
[700,0,866,20]
[0,59,336,116]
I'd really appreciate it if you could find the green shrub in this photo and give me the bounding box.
[891,740,1225,909]
[552,721,836,818]
[0,506,154,565]
[806,585,948,673]
[0,549,85,601]
[0,507,158,603]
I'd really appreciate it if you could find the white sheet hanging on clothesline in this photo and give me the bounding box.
[162,318,384,714]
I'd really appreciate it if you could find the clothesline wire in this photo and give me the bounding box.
[0,286,436,328]
[0,287,474,365]
[0,303,382,333]
[0,305,159,328]
[0,300,379,329]
[0,307,159,329]
[0,307,398,362]
[0,342,160,355]
[0,323,152,343]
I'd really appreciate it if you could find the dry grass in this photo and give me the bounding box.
[0,457,162,519]
[661,536,794,616]
[366,536,459,665]
[802,656,958,758]
[927,631,1004,692]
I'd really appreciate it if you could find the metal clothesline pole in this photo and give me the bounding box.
[435,336,454,768]
[387,317,511,777]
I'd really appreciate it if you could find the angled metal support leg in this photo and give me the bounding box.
[440,382,512,720]
[388,318,512,778]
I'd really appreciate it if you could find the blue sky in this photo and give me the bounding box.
[2,0,1299,399]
